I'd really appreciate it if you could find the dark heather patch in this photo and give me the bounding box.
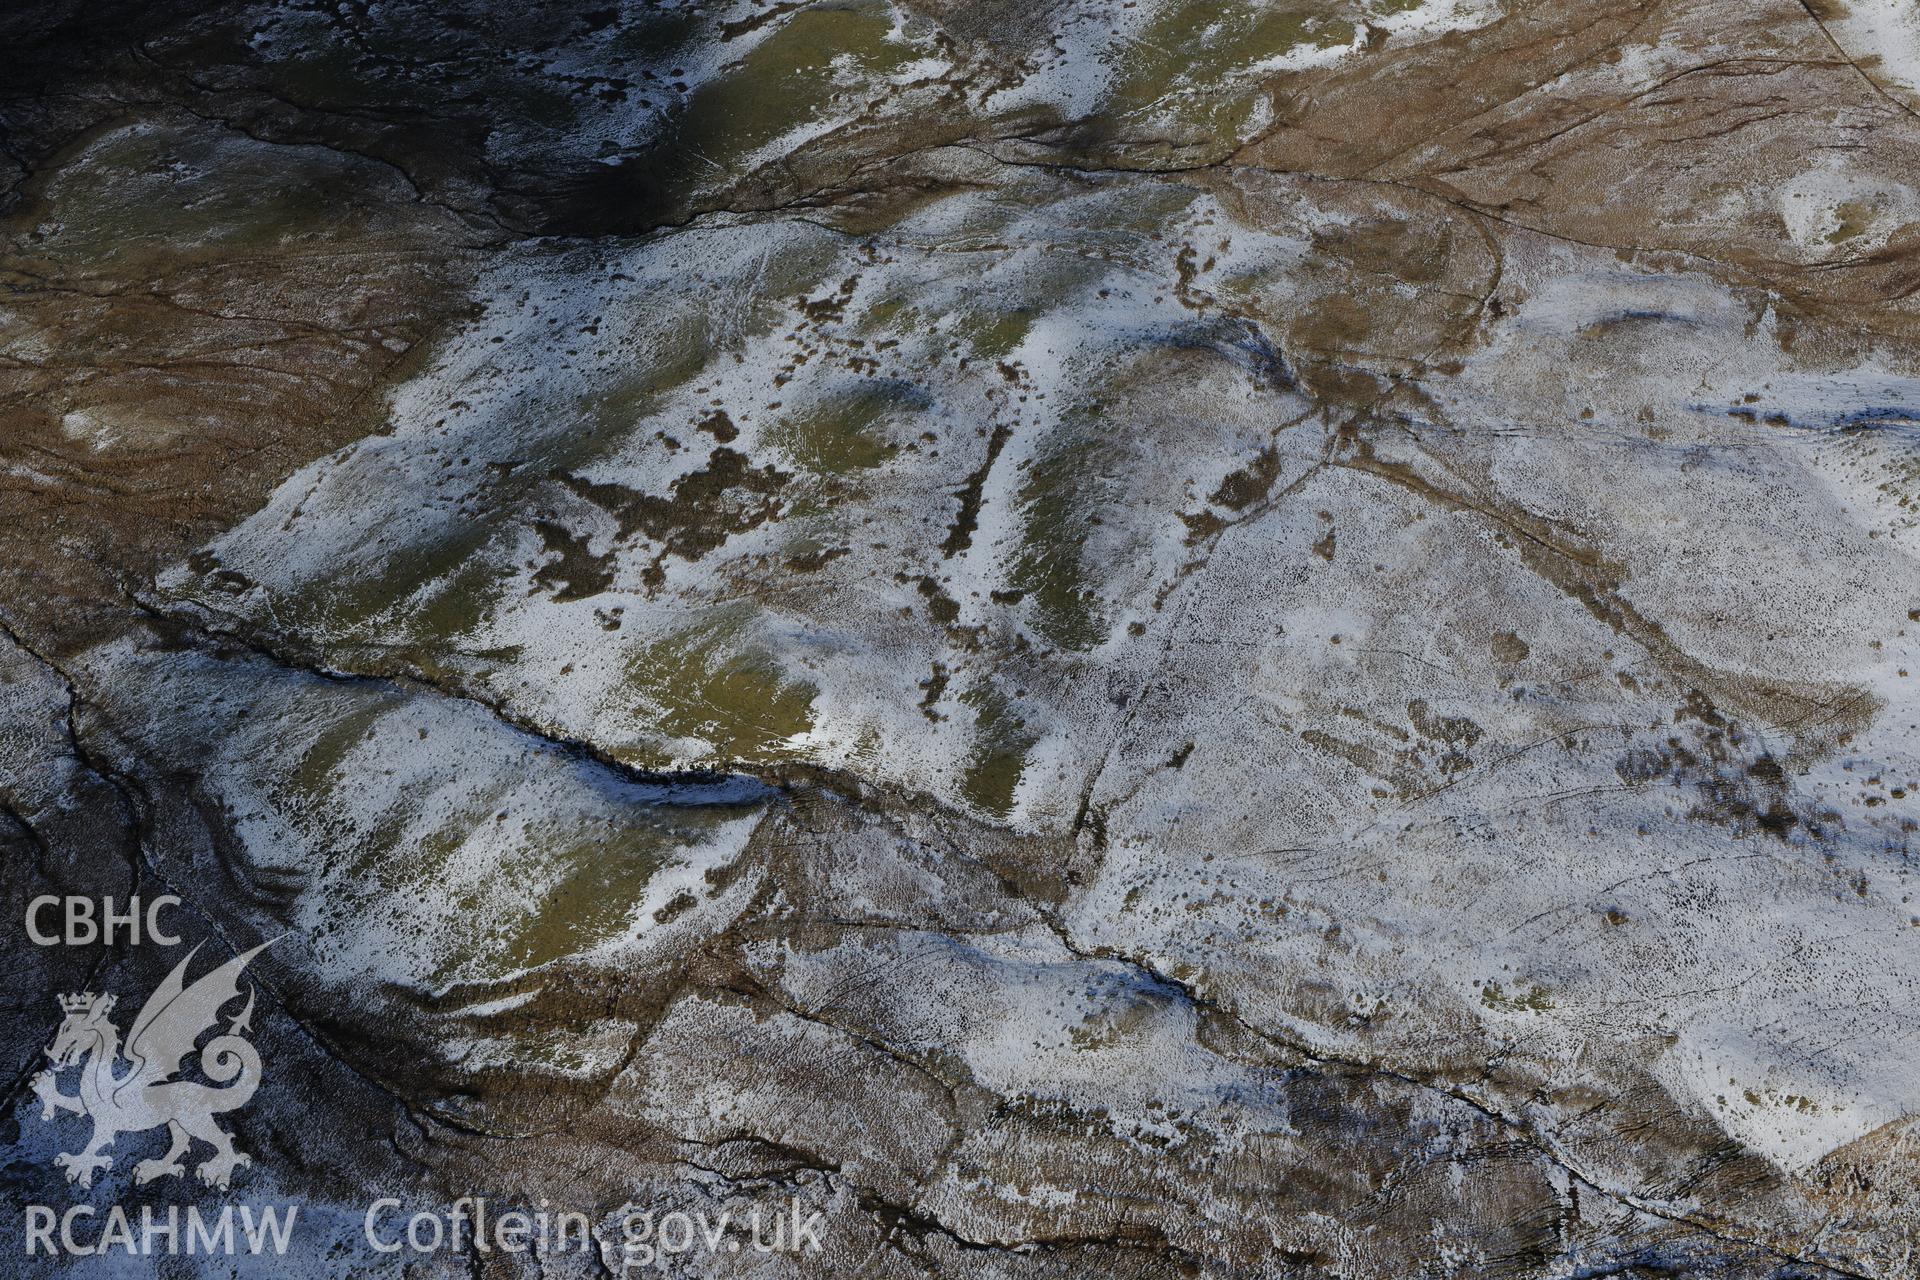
[530,519,614,602]
[1180,509,1227,545]
[1211,447,1281,511]
[787,544,849,572]
[943,421,1014,557]
[918,661,949,721]
[916,575,961,625]
[563,448,788,561]
[697,409,739,442]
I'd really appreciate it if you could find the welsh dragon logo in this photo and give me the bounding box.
[31,941,273,1192]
